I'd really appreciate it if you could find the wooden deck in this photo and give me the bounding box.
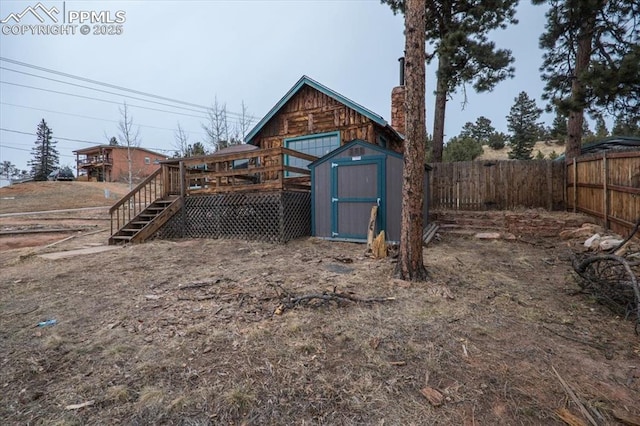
[164,146,317,195]
[109,146,317,243]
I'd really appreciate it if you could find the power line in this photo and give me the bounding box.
[0,127,173,152]
[1,80,211,120]
[0,66,220,116]
[1,101,207,137]
[0,144,75,158]
[0,56,259,120]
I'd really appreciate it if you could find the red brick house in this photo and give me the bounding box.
[74,145,167,182]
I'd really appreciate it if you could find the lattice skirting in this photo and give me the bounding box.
[156,191,311,243]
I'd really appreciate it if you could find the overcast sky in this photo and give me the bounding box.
[0,0,552,172]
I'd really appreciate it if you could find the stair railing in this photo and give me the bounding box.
[109,165,180,236]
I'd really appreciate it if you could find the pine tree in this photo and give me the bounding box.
[395,0,428,281]
[382,0,518,162]
[550,109,568,142]
[29,119,59,181]
[471,116,496,145]
[507,92,542,160]
[612,114,640,136]
[533,0,640,160]
[594,116,608,139]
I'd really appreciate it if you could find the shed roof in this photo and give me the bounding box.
[245,75,402,144]
[579,136,640,155]
[308,139,402,169]
[555,136,640,161]
[308,139,431,171]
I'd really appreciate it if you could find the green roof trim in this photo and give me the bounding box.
[246,75,389,144]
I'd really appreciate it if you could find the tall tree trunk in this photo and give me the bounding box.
[566,11,595,161]
[395,0,428,281]
[432,55,449,163]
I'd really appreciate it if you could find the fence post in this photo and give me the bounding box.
[179,161,186,238]
[602,152,608,230]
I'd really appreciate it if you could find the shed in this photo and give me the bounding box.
[309,140,429,243]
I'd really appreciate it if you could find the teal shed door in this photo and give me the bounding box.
[330,157,385,240]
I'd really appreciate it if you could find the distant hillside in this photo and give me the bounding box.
[477,140,566,160]
[0,181,131,214]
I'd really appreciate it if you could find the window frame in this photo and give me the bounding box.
[284,131,340,176]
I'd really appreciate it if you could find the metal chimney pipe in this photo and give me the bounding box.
[398,57,405,86]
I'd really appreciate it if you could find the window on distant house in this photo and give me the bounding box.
[144,157,150,165]
[284,131,340,176]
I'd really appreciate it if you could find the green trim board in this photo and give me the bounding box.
[246,76,390,144]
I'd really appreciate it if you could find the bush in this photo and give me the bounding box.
[443,137,484,162]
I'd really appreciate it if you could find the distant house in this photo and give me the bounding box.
[73,145,167,182]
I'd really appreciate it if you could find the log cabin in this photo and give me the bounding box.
[108,74,411,244]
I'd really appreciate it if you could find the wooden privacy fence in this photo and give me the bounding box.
[429,160,565,210]
[567,150,640,237]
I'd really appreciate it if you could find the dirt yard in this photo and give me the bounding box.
[0,183,639,425]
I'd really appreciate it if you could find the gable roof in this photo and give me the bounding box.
[246,75,399,144]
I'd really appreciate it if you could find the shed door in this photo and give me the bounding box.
[331,157,385,240]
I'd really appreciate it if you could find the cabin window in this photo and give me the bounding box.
[144,157,151,165]
[284,131,340,176]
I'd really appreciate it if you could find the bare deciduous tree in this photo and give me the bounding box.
[202,97,229,151]
[236,100,253,143]
[118,102,141,189]
[173,122,190,157]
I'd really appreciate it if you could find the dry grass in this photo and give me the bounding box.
[0,181,130,214]
[0,182,638,424]
[478,140,566,160]
[1,234,639,424]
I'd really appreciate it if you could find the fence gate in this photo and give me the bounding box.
[331,157,385,240]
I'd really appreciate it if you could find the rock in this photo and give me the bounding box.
[599,238,623,251]
[584,233,601,248]
[475,232,502,239]
[560,223,603,240]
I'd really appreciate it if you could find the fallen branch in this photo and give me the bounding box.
[177,294,218,301]
[287,292,395,306]
[541,325,612,356]
[65,400,94,410]
[608,217,640,254]
[572,253,640,332]
[552,365,598,426]
[178,279,221,291]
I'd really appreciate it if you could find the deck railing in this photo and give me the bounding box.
[109,147,315,238]
[179,146,317,194]
[109,165,180,235]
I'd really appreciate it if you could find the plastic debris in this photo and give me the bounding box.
[37,319,57,327]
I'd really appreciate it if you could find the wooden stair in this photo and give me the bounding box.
[109,196,182,245]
